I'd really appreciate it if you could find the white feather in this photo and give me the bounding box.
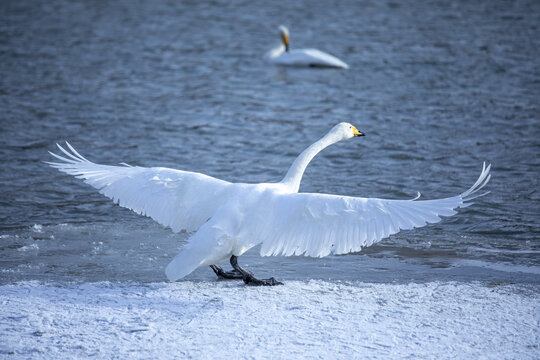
[47,142,232,233]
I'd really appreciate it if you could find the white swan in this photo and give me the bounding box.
[266,26,349,69]
[47,123,490,285]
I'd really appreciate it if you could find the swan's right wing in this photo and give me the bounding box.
[257,164,491,257]
[47,143,233,233]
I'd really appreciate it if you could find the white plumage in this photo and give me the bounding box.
[266,26,349,69]
[47,123,490,282]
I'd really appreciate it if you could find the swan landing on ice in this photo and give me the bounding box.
[47,123,490,286]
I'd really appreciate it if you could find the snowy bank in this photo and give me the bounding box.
[1,281,538,359]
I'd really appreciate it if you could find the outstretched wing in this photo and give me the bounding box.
[257,164,491,257]
[47,142,232,233]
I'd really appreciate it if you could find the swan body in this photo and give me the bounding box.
[266,26,349,69]
[47,123,490,282]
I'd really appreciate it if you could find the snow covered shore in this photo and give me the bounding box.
[1,280,538,359]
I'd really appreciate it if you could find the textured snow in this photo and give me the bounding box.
[1,281,538,359]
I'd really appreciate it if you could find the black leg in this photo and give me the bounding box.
[229,255,283,286]
[209,264,243,280]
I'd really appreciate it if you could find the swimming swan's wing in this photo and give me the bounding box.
[47,142,232,233]
[259,164,491,257]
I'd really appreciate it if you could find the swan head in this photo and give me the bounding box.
[279,25,290,52]
[328,122,365,141]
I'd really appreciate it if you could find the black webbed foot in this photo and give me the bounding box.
[229,255,283,286]
[209,265,244,280]
[243,275,284,286]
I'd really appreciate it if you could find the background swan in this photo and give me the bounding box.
[266,26,349,69]
[47,123,490,286]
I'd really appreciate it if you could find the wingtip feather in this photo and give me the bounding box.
[65,141,90,162]
[462,162,492,200]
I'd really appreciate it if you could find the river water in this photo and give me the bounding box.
[1,0,539,286]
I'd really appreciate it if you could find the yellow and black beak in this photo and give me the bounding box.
[352,126,365,137]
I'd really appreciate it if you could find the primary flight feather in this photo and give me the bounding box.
[47,123,490,285]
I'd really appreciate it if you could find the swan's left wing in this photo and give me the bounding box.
[258,164,491,257]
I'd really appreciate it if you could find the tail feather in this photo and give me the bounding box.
[165,223,233,282]
[165,251,204,282]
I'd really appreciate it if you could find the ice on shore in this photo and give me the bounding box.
[1,280,538,359]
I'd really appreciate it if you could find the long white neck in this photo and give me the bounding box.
[280,133,340,192]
